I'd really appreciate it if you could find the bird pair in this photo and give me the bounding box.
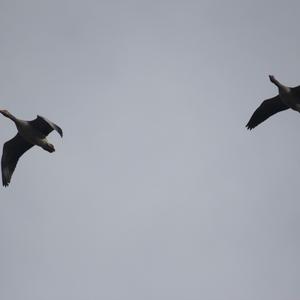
[0,75,298,187]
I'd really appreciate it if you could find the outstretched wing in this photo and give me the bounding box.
[1,134,34,186]
[246,96,289,130]
[29,115,63,137]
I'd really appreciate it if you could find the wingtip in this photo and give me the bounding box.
[2,176,10,187]
[245,123,253,130]
[2,180,9,187]
[55,125,63,138]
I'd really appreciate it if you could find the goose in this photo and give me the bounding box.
[246,75,300,130]
[0,110,63,186]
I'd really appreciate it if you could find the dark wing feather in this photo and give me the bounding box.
[1,134,34,186]
[246,96,289,130]
[29,115,63,137]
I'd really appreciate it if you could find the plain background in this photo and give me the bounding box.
[0,1,300,299]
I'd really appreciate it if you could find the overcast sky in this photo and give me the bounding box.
[0,0,300,299]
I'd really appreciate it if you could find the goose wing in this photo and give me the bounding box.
[29,115,63,137]
[246,96,289,130]
[1,134,34,186]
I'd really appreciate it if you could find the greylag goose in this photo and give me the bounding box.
[246,75,300,130]
[0,110,63,186]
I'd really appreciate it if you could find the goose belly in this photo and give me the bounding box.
[16,122,46,145]
[280,93,300,112]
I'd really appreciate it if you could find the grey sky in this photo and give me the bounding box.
[0,0,300,299]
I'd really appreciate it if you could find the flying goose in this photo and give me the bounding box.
[0,110,63,186]
[246,75,300,130]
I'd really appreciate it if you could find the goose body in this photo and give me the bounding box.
[246,75,300,130]
[0,110,63,186]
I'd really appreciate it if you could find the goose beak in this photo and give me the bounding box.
[0,110,8,117]
[269,75,275,81]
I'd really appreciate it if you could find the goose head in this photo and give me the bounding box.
[0,109,12,118]
[0,110,18,123]
[268,75,289,93]
[269,75,277,83]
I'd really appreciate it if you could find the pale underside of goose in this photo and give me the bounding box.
[246,75,300,130]
[0,110,63,187]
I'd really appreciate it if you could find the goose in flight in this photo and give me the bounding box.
[246,75,300,130]
[0,110,63,186]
